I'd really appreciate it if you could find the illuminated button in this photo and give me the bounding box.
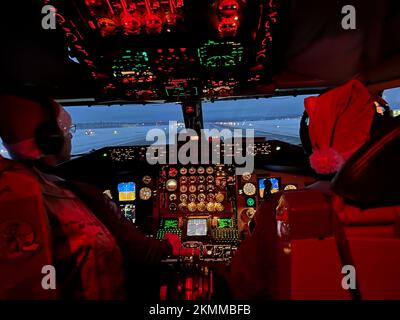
[180,185,188,193]
[189,176,197,184]
[180,176,188,184]
[180,194,188,202]
[166,179,177,192]
[188,202,197,212]
[246,197,255,207]
[169,167,178,177]
[189,185,197,193]
[189,194,197,202]
[242,172,252,181]
[142,175,152,185]
[215,193,225,203]
[197,202,206,212]
[198,193,206,202]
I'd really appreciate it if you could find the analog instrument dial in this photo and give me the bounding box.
[188,202,197,212]
[180,167,187,175]
[142,175,152,185]
[139,187,152,200]
[180,185,188,193]
[243,183,256,196]
[206,166,214,174]
[180,194,188,202]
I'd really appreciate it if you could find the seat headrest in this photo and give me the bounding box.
[332,117,400,208]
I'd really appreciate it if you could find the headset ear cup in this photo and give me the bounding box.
[300,111,313,156]
[35,122,65,156]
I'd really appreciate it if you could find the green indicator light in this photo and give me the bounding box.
[103,153,108,157]
[122,55,132,59]
[247,198,255,207]
[125,50,131,53]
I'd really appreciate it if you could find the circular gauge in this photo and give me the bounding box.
[189,167,196,175]
[189,185,197,193]
[206,175,214,183]
[142,175,152,185]
[198,176,205,183]
[180,185,188,193]
[198,193,206,202]
[189,194,197,202]
[180,176,188,184]
[139,187,152,200]
[188,202,197,212]
[180,167,187,175]
[180,194,188,202]
[178,202,187,212]
[284,184,297,190]
[169,203,177,211]
[198,184,205,193]
[197,202,206,212]
[215,192,225,203]
[166,179,177,192]
[169,193,177,201]
[246,208,256,219]
[207,202,215,212]
[189,176,197,184]
[206,184,215,192]
[169,167,178,177]
[243,183,256,196]
[207,193,215,202]
[215,203,224,212]
[242,172,252,181]
[206,166,214,174]
[197,166,205,174]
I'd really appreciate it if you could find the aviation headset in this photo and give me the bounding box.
[299,93,392,157]
[0,87,66,156]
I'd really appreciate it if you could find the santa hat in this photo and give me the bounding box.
[0,94,71,160]
[304,79,376,175]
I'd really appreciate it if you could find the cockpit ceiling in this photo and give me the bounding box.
[0,0,399,104]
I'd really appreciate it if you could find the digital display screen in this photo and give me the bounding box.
[217,218,232,229]
[269,177,280,194]
[187,218,208,236]
[120,204,136,223]
[162,219,179,229]
[259,177,280,198]
[118,182,136,201]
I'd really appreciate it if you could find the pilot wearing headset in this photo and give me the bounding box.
[0,89,186,299]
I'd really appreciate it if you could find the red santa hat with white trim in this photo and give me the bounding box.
[304,79,376,175]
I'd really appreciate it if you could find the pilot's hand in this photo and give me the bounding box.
[164,233,200,257]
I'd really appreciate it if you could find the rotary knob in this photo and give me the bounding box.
[188,202,197,212]
[197,202,206,212]
[215,192,225,203]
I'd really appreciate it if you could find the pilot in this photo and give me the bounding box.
[222,79,396,300]
[0,89,185,299]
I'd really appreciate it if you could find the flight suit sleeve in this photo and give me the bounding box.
[64,180,172,265]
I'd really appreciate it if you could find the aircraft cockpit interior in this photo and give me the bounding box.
[0,0,400,308]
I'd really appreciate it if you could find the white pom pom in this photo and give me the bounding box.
[309,147,345,175]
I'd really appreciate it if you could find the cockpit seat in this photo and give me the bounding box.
[272,118,400,299]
